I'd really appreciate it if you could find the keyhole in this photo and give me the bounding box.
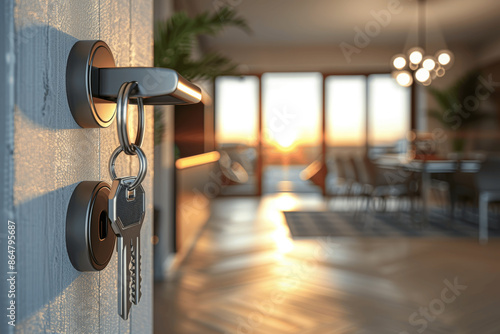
[99,211,108,240]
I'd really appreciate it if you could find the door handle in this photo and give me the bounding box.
[98,67,201,105]
[66,40,202,128]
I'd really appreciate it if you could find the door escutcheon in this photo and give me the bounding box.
[66,40,202,128]
[66,181,116,271]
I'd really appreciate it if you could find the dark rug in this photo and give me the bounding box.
[283,210,500,238]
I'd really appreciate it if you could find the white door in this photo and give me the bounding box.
[1,0,154,332]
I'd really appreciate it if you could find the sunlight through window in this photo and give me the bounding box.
[368,74,411,146]
[326,76,366,147]
[262,73,323,150]
[215,76,259,146]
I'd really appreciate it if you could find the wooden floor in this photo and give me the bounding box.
[154,193,500,334]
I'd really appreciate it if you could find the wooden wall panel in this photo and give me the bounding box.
[2,0,154,332]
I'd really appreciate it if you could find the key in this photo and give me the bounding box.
[108,176,145,320]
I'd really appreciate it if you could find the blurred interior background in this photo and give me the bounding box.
[152,0,500,332]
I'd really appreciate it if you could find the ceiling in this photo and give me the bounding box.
[178,0,500,51]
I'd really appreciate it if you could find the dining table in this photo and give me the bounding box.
[374,153,483,226]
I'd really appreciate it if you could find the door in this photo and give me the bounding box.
[1,0,154,332]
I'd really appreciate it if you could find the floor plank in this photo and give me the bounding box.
[155,194,500,333]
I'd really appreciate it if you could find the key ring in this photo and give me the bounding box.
[108,144,148,191]
[116,81,145,155]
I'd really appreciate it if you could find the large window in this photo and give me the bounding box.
[261,72,323,193]
[325,75,366,148]
[368,74,411,147]
[262,72,323,153]
[215,76,259,146]
[215,76,260,195]
[326,74,410,150]
[215,72,412,194]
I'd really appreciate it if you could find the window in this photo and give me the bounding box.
[215,76,259,146]
[262,72,323,152]
[326,74,410,150]
[261,72,323,193]
[215,76,260,195]
[368,74,411,147]
[325,75,366,147]
[214,72,412,194]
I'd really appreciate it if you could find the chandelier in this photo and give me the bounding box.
[391,0,453,87]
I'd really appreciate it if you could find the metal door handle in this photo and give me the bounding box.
[66,40,202,128]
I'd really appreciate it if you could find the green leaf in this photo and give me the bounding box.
[427,70,491,131]
[153,6,251,145]
[154,6,251,81]
[428,108,449,128]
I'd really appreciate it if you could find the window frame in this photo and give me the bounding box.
[214,71,415,195]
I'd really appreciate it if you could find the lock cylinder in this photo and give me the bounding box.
[66,181,116,271]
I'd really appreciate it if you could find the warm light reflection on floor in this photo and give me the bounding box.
[157,194,500,333]
[260,193,303,258]
[273,192,301,211]
[272,224,294,256]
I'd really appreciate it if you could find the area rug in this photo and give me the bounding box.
[283,210,500,238]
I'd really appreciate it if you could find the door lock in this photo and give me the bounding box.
[64,40,201,277]
[66,40,202,128]
[66,181,116,271]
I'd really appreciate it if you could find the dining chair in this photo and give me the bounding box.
[327,156,351,201]
[347,155,368,212]
[359,155,418,213]
[476,157,500,241]
[452,156,500,241]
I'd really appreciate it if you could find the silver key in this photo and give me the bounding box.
[108,177,145,320]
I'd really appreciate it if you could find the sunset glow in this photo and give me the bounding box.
[215,74,410,151]
[262,72,322,149]
[275,131,297,152]
[326,75,366,147]
[215,76,259,146]
[175,151,220,169]
[368,74,410,145]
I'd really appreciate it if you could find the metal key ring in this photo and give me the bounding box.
[108,144,148,191]
[116,81,145,155]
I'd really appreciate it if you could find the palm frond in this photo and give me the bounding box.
[428,108,448,127]
[154,6,250,81]
[153,6,250,145]
[427,86,456,112]
[426,70,490,130]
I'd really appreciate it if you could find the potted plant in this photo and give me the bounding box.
[153,7,250,145]
[428,70,491,153]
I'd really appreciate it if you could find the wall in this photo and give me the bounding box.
[1,0,154,332]
[174,162,218,268]
[152,0,176,280]
[1,2,15,332]
[221,40,494,155]
[153,107,176,280]
[153,0,218,279]
[478,37,500,67]
[220,44,403,74]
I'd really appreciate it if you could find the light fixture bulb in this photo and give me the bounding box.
[393,56,406,70]
[438,53,451,65]
[435,66,446,77]
[422,57,436,70]
[435,49,454,68]
[395,71,412,87]
[409,50,423,64]
[415,68,430,82]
